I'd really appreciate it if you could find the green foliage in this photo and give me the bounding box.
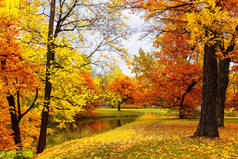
[0,149,34,159]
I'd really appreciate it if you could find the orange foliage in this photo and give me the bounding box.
[0,16,39,96]
[108,76,138,105]
[0,108,14,150]
[132,19,202,111]
[81,72,95,90]
[146,62,202,110]
[81,72,101,111]
[219,0,238,13]
[154,31,193,61]
[0,0,40,150]
[129,0,203,113]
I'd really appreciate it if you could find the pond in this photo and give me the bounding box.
[46,116,137,147]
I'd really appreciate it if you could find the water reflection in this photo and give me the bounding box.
[118,120,121,127]
[72,117,134,133]
[47,117,136,146]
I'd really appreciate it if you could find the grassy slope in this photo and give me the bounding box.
[93,108,178,117]
[36,118,238,159]
[80,108,237,118]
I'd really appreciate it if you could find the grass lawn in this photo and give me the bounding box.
[92,108,179,118]
[36,117,238,159]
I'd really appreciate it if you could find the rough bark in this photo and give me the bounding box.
[216,58,230,127]
[194,42,219,137]
[37,0,56,154]
[7,95,22,149]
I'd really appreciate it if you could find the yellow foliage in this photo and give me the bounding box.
[186,0,238,57]
[36,119,238,159]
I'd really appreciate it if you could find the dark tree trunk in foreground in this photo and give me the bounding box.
[194,42,219,137]
[216,59,230,127]
[7,95,22,149]
[37,0,56,154]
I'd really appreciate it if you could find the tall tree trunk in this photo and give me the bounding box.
[7,95,22,149]
[216,58,230,127]
[194,42,219,137]
[215,26,237,127]
[37,0,56,154]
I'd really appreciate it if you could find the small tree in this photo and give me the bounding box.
[108,76,138,111]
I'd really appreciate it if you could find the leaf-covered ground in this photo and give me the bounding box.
[36,118,238,159]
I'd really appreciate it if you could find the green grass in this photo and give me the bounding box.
[36,118,238,159]
[93,108,178,118]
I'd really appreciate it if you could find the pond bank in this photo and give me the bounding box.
[79,108,179,118]
[46,109,183,147]
[46,116,137,147]
[37,118,238,159]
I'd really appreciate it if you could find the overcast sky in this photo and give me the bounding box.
[119,10,156,76]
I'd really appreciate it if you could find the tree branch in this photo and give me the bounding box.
[18,89,38,122]
[17,91,21,118]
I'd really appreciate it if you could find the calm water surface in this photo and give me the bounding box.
[47,117,136,146]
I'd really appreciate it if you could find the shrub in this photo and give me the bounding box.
[0,149,34,159]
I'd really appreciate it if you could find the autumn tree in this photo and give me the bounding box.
[186,0,238,135]
[50,69,104,127]
[29,0,129,153]
[132,49,202,118]
[108,75,138,111]
[214,1,238,127]
[151,63,202,118]
[0,0,41,149]
[127,0,238,137]
[96,69,125,108]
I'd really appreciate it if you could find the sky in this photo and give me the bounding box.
[119,10,156,76]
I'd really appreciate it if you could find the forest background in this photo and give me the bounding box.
[0,0,238,158]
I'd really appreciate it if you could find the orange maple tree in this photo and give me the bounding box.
[108,76,138,111]
[132,21,202,117]
[0,0,40,150]
[150,62,202,118]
